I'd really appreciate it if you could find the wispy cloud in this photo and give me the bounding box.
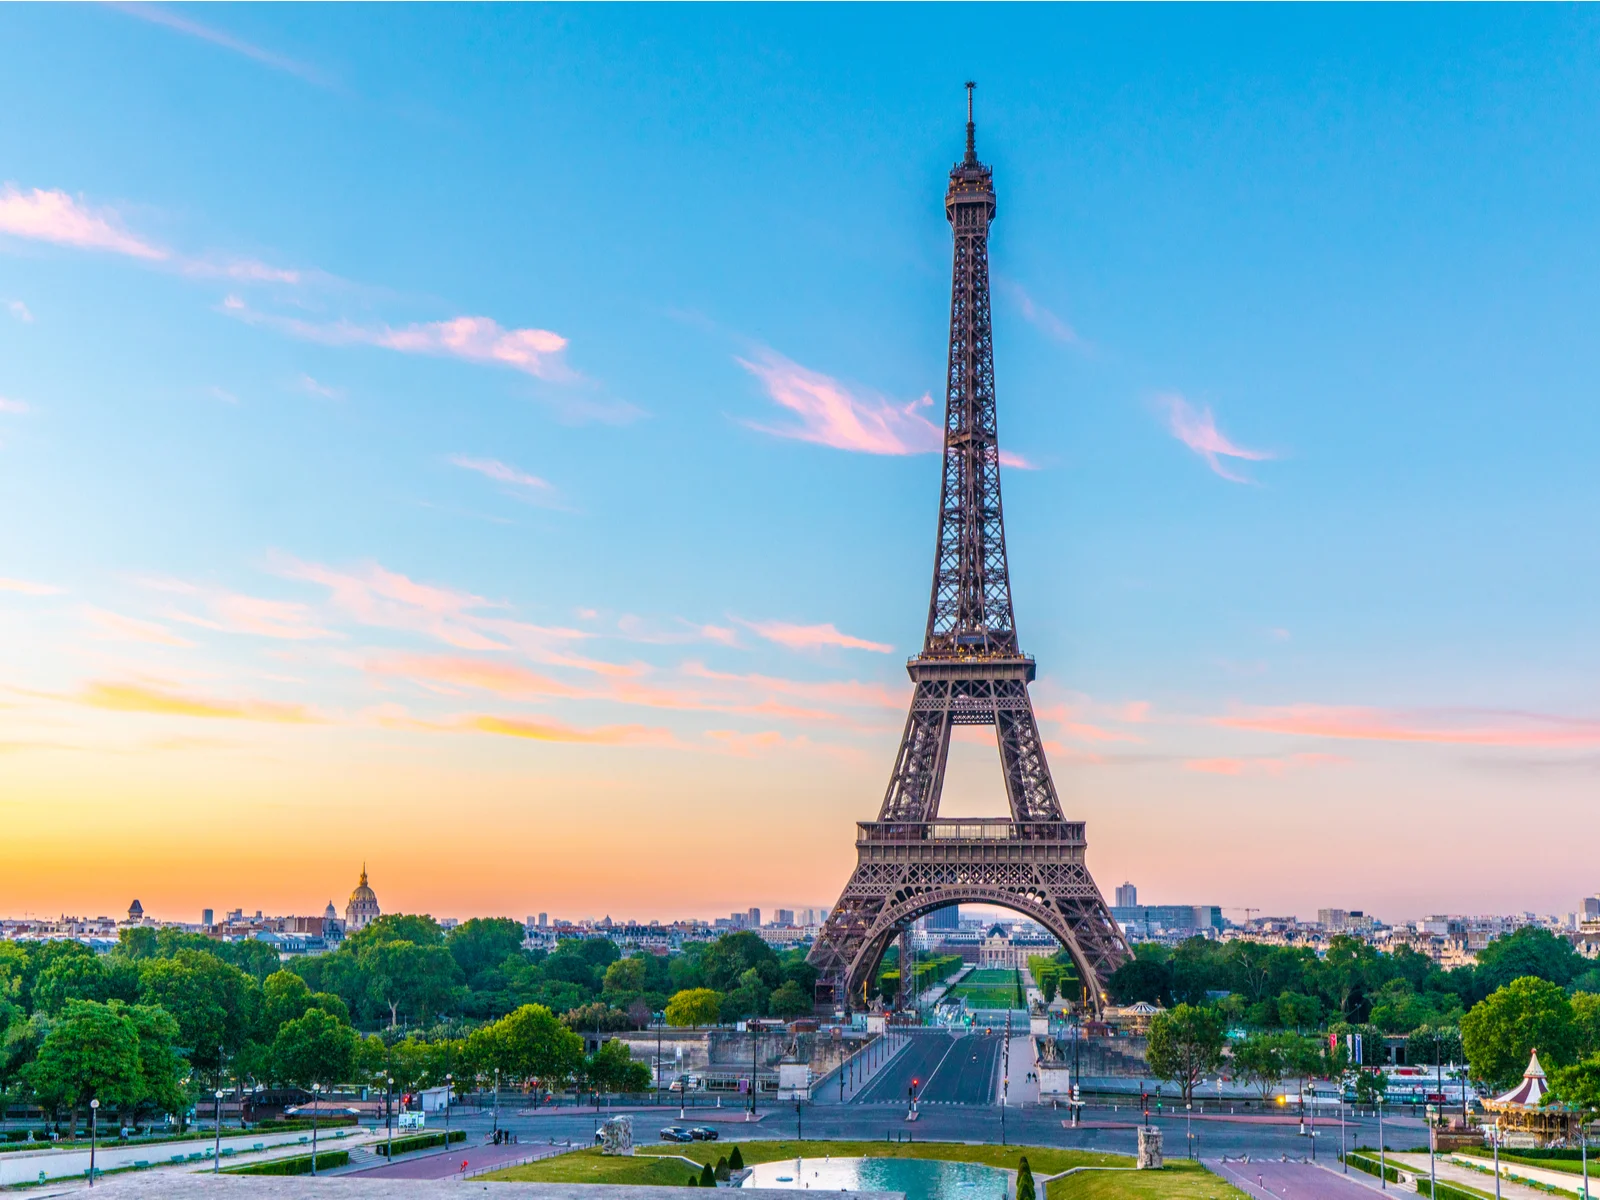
[0,397,30,415]
[278,557,507,651]
[1159,393,1273,484]
[148,579,336,641]
[83,607,194,647]
[738,350,1033,468]
[1034,701,1143,744]
[681,663,904,713]
[738,618,892,655]
[450,455,555,496]
[704,729,809,757]
[615,615,738,647]
[0,185,167,260]
[462,713,674,746]
[365,655,581,701]
[77,680,320,724]
[1217,704,1600,748]
[0,577,62,596]
[5,300,31,322]
[110,3,332,87]
[1185,752,1343,776]
[222,297,572,382]
[997,278,1085,348]
[294,375,344,400]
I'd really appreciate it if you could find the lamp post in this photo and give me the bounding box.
[1428,1102,1436,1200]
[1377,1095,1386,1191]
[655,1012,664,1106]
[310,1083,321,1177]
[213,1089,224,1172]
[493,1067,500,1137]
[1340,1095,1348,1174]
[88,1099,98,1188]
[748,1029,758,1118]
[1581,1106,1590,1200]
[1491,1119,1501,1200]
[445,1073,453,1154]
[384,1072,393,1161]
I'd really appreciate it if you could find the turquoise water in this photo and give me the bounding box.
[743,1157,1011,1200]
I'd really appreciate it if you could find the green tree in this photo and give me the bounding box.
[447,918,527,983]
[475,1004,584,1085]
[584,1038,650,1093]
[768,981,813,1020]
[344,913,447,952]
[666,988,723,1028]
[603,957,648,1000]
[1461,976,1577,1088]
[1145,1003,1226,1103]
[24,1001,142,1134]
[562,1002,633,1033]
[1571,992,1600,1058]
[728,1146,744,1170]
[699,1162,716,1186]
[1406,1025,1464,1075]
[1476,927,1584,994]
[1016,1156,1036,1200]
[1107,958,1172,1006]
[720,968,772,1022]
[126,1003,187,1121]
[1230,1033,1287,1101]
[31,954,139,1015]
[1545,1052,1600,1113]
[360,940,463,1028]
[138,950,259,1080]
[272,1008,358,1088]
[1039,974,1058,1005]
[700,933,779,993]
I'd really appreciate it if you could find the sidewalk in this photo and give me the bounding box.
[1000,1035,1039,1106]
[1392,1150,1593,1198]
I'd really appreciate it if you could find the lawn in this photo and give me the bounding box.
[1049,1160,1247,1198]
[486,1145,1247,1198]
[1458,1147,1599,1177]
[484,1148,703,1186]
[948,969,1026,1010]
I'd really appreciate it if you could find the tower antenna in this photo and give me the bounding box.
[964,81,977,162]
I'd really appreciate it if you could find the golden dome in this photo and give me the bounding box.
[348,864,378,905]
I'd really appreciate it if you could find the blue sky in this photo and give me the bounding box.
[2,5,1598,924]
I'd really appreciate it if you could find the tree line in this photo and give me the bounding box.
[0,921,815,1133]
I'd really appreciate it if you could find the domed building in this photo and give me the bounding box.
[344,865,381,932]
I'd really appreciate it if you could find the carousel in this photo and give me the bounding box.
[1480,1049,1589,1148]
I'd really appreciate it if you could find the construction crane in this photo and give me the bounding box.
[1224,907,1260,926]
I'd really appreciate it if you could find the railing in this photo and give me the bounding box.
[858,819,1084,844]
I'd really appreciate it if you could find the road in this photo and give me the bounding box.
[852,1034,955,1105]
[919,1033,1000,1105]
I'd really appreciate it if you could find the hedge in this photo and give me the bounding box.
[1416,1178,1495,1200]
[1344,1151,1400,1184]
[375,1130,467,1157]
[227,1150,350,1176]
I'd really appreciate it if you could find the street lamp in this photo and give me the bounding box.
[384,1072,394,1161]
[88,1099,98,1188]
[1490,1119,1502,1200]
[445,1073,454,1153]
[213,1089,224,1172]
[1186,1103,1193,1160]
[654,1012,665,1107]
[309,1083,321,1177]
[1377,1095,1387,1191]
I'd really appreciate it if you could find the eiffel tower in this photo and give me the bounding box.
[808,86,1130,1014]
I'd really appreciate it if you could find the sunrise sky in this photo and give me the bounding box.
[3,6,1599,926]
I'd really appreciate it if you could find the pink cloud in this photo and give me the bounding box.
[1217,704,1600,748]
[704,729,808,757]
[0,577,62,596]
[681,663,904,712]
[165,590,336,642]
[223,299,571,381]
[0,185,167,260]
[463,713,676,747]
[1034,702,1142,744]
[278,558,507,651]
[739,618,892,655]
[739,350,1034,468]
[83,607,193,648]
[6,300,31,323]
[1185,752,1344,776]
[365,655,581,700]
[1159,393,1273,483]
[0,397,30,415]
[449,455,554,493]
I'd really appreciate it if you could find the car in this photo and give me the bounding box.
[687,1127,719,1141]
[658,1127,695,1143]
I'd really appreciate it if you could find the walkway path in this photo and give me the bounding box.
[1208,1159,1389,1199]
[1391,1149,1593,1198]
[0,1127,377,1188]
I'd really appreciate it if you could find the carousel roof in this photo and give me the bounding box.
[1488,1049,1549,1110]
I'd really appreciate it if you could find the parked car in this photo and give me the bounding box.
[687,1127,719,1141]
[658,1127,695,1143]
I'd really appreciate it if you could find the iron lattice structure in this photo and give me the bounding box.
[808,88,1130,1013]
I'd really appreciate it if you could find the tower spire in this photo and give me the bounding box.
[964,80,977,163]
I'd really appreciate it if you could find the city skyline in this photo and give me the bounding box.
[4,7,1600,921]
